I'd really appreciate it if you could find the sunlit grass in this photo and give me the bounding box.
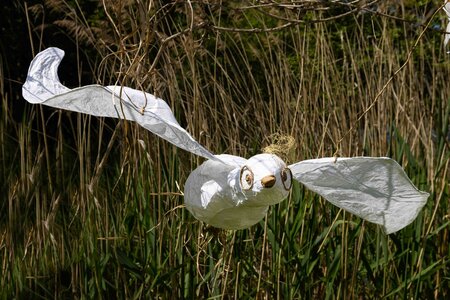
[1,1,449,298]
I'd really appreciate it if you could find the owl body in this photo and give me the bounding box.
[184,154,292,229]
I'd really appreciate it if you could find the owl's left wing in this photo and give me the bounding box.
[22,47,223,163]
[289,157,429,234]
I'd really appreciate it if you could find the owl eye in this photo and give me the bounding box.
[240,166,254,190]
[281,168,293,191]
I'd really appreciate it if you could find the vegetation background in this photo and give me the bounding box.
[1,0,449,298]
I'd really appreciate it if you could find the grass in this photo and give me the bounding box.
[1,0,449,298]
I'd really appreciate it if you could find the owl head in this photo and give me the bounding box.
[237,153,292,206]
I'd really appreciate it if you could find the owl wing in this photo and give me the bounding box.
[289,157,429,234]
[22,47,223,163]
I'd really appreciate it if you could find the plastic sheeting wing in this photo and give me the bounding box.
[289,157,429,234]
[22,47,221,162]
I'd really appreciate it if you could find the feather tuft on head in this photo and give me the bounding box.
[262,133,295,163]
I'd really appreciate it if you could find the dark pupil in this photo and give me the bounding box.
[281,170,287,181]
[245,174,252,184]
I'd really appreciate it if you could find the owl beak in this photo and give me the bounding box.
[261,175,276,188]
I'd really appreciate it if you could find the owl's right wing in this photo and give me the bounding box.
[289,157,429,234]
[22,47,224,163]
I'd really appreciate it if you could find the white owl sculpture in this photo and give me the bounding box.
[22,47,429,234]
